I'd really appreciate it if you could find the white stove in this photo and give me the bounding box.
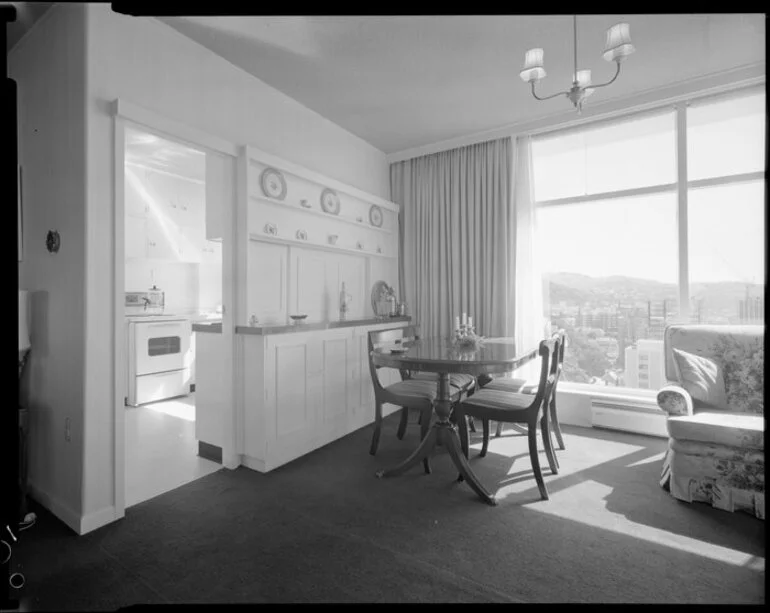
[125,290,192,406]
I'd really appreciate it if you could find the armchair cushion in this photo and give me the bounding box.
[667,410,764,450]
[672,348,728,410]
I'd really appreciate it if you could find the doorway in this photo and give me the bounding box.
[122,123,224,508]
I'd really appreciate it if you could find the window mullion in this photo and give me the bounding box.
[676,103,690,322]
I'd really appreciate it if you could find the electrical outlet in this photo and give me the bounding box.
[64,417,71,442]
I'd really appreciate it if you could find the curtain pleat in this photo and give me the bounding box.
[389,137,515,340]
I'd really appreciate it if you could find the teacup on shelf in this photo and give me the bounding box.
[300,199,311,208]
[296,229,307,240]
[328,234,339,245]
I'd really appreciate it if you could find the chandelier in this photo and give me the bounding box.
[520,16,635,113]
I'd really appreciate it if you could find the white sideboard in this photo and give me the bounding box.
[228,319,410,473]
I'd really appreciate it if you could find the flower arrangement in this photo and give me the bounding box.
[452,313,485,351]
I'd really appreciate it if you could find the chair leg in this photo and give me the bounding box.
[420,408,432,475]
[495,421,504,438]
[457,412,469,482]
[370,401,383,455]
[468,416,477,433]
[528,421,549,500]
[540,411,559,474]
[480,419,490,457]
[550,396,565,450]
[396,407,409,440]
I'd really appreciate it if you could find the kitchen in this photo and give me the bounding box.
[123,125,224,507]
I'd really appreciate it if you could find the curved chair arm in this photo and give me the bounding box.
[657,384,693,417]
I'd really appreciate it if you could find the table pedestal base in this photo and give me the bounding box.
[375,421,497,506]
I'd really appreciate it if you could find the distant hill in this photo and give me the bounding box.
[544,272,762,311]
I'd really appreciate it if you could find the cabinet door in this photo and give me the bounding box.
[125,216,147,259]
[179,223,206,263]
[248,241,288,323]
[319,330,350,426]
[264,335,315,445]
[201,239,222,263]
[124,167,148,218]
[146,214,179,260]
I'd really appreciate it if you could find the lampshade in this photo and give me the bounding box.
[19,289,31,353]
[519,48,547,82]
[574,69,592,88]
[603,22,635,62]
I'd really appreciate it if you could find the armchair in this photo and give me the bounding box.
[657,324,764,520]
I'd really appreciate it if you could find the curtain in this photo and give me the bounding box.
[390,137,515,340]
[512,135,546,379]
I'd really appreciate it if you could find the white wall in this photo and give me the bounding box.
[10,3,88,531]
[125,260,200,313]
[82,5,390,527]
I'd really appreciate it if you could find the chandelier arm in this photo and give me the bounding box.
[530,81,569,101]
[587,61,622,90]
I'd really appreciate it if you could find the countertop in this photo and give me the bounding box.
[194,316,411,335]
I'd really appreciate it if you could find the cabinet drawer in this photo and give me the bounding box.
[135,369,191,405]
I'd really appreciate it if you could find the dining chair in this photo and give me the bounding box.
[367,326,467,474]
[482,330,567,451]
[454,335,561,501]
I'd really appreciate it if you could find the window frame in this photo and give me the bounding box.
[531,84,765,394]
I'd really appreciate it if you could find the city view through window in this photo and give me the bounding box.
[532,90,765,391]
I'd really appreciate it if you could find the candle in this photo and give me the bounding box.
[468,316,473,328]
[462,312,467,325]
[455,316,460,331]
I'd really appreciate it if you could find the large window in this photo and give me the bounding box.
[532,88,766,392]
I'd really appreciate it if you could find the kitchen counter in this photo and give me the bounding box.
[192,321,223,333]
[234,315,411,336]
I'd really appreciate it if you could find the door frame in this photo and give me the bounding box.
[112,99,240,520]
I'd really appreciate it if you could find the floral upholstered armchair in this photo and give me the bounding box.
[657,325,764,520]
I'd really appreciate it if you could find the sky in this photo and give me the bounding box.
[533,91,766,286]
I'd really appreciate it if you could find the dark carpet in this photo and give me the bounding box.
[8,416,765,608]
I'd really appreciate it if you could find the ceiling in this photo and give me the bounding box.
[7,9,766,156]
[158,14,765,155]
[125,126,205,183]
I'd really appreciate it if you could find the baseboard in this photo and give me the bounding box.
[198,440,222,464]
[27,481,81,535]
[79,505,118,535]
[241,454,266,473]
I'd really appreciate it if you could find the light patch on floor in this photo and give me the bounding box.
[125,393,221,508]
[146,398,196,422]
[471,426,764,571]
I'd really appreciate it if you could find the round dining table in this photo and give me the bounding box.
[371,336,538,506]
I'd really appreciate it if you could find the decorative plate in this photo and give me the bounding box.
[320,188,340,215]
[370,280,392,314]
[260,167,287,200]
[369,205,384,228]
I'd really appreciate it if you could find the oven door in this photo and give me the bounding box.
[133,320,191,376]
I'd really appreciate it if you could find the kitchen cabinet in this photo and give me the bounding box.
[145,214,179,260]
[125,216,148,259]
[234,320,409,473]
